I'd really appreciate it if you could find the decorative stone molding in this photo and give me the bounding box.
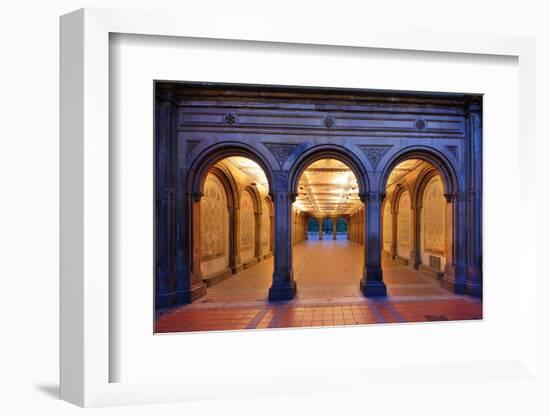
[324,115,334,128]
[186,140,201,155]
[446,145,458,160]
[359,145,393,168]
[415,119,426,131]
[263,143,298,167]
[223,112,237,125]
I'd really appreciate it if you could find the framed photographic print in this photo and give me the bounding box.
[60,7,539,408]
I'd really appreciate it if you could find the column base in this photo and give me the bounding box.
[418,264,444,280]
[156,282,207,309]
[231,264,243,274]
[268,280,297,301]
[243,258,258,269]
[466,266,482,297]
[360,278,387,297]
[466,280,482,298]
[202,268,232,287]
[440,274,466,294]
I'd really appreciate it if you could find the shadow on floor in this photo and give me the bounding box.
[34,384,59,399]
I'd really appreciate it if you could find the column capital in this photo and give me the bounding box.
[365,191,386,203]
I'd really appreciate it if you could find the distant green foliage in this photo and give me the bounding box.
[307,217,348,233]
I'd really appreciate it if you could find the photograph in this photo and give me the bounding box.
[154,81,483,333]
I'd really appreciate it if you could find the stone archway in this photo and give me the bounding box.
[379,149,468,294]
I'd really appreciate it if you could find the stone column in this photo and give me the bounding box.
[254,209,263,262]
[390,202,398,260]
[318,218,323,240]
[465,98,483,297]
[230,205,243,274]
[173,193,207,305]
[441,192,467,294]
[155,96,178,308]
[410,200,421,269]
[305,216,309,240]
[269,209,274,254]
[332,218,337,240]
[360,192,387,296]
[268,190,297,301]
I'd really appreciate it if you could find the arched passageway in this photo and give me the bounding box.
[189,154,275,300]
[291,157,365,297]
[380,155,459,292]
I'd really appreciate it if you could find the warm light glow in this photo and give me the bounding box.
[294,158,360,216]
[226,156,269,192]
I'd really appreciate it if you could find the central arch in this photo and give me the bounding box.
[288,144,370,200]
[288,145,369,298]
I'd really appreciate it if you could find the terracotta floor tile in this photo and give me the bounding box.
[156,241,482,333]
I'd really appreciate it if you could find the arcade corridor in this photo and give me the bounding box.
[155,82,483,332]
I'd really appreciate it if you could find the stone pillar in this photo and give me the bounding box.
[318,218,323,240]
[441,193,467,294]
[305,216,309,240]
[410,200,421,269]
[155,96,178,308]
[254,209,263,262]
[268,190,297,301]
[230,205,243,274]
[172,193,207,305]
[360,192,387,296]
[332,218,337,240]
[269,208,274,254]
[391,203,398,260]
[465,98,483,297]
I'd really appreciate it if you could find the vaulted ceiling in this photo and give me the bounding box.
[293,159,362,217]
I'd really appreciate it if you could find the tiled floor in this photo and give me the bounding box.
[156,238,482,333]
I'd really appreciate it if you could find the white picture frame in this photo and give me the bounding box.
[60,7,539,408]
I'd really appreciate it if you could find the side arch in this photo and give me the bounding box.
[379,146,458,198]
[187,141,276,199]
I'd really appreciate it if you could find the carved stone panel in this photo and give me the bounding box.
[397,192,411,255]
[359,145,392,169]
[383,202,393,252]
[200,174,227,261]
[263,143,298,167]
[240,191,254,250]
[422,176,446,254]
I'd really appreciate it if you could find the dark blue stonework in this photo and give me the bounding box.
[155,82,483,309]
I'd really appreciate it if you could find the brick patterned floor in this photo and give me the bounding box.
[156,239,482,333]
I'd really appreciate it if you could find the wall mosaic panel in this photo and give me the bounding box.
[240,191,254,250]
[200,174,227,261]
[422,176,446,254]
[397,192,411,248]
